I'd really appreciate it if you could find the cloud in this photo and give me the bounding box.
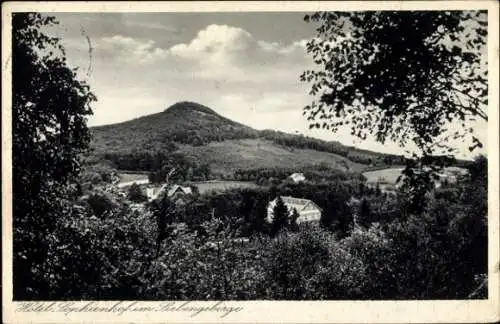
[98,35,169,64]
[83,23,312,82]
[170,24,254,63]
[168,24,311,77]
[87,24,313,88]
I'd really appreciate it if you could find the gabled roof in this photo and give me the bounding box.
[167,184,192,197]
[147,184,192,201]
[269,196,322,212]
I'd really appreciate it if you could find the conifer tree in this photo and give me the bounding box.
[271,197,289,237]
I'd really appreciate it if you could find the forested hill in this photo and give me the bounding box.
[91,101,260,151]
[89,101,458,172]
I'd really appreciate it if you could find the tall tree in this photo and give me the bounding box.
[12,13,96,299]
[358,198,372,228]
[249,196,268,235]
[289,207,300,231]
[149,193,175,256]
[270,196,289,237]
[301,11,487,207]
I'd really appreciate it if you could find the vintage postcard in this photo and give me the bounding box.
[2,1,499,323]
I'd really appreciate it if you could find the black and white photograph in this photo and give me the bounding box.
[3,1,499,323]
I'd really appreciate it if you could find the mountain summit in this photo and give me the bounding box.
[164,101,219,115]
[91,101,259,152]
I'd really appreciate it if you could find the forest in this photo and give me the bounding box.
[21,155,488,300]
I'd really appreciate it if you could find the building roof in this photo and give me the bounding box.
[269,196,322,212]
[167,185,193,197]
[147,184,192,202]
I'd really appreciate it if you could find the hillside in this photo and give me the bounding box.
[89,101,405,173]
[91,101,260,154]
[178,139,367,175]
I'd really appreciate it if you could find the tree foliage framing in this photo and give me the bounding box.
[301,11,487,156]
[12,12,96,299]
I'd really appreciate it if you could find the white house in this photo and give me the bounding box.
[267,196,322,224]
[288,172,306,183]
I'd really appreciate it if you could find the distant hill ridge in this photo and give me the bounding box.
[91,101,260,151]
[91,101,467,173]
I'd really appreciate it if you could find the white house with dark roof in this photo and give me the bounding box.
[288,172,306,183]
[267,196,322,224]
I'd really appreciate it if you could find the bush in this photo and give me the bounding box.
[128,183,147,203]
[141,218,268,300]
[85,190,121,218]
[41,202,157,299]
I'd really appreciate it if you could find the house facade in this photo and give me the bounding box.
[288,172,306,183]
[267,196,322,224]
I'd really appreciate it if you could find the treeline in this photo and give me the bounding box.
[149,161,211,183]
[98,151,212,183]
[233,165,366,184]
[151,179,383,239]
[169,128,259,146]
[258,130,406,166]
[101,151,175,172]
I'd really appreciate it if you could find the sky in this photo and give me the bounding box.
[46,12,488,160]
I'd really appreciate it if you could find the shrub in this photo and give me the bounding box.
[41,203,157,299]
[85,190,121,218]
[128,183,147,203]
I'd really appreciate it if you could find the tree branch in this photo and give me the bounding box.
[451,92,488,122]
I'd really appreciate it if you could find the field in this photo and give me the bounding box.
[179,139,367,175]
[118,172,149,183]
[190,180,259,194]
[363,167,405,184]
[363,166,469,184]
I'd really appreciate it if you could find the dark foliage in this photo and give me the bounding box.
[270,197,289,237]
[12,12,96,299]
[127,183,147,203]
[302,10,487,155]
[302,10,488,210]
[29,161,486,300]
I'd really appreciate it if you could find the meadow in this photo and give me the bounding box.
[363,166,469,184]
[363,167,405,184]
[118,172,149,183]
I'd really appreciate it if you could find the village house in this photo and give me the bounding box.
[146,183,193,202]
[167,184,193,199]
[288,172,306,183]
[267,196,322,224]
